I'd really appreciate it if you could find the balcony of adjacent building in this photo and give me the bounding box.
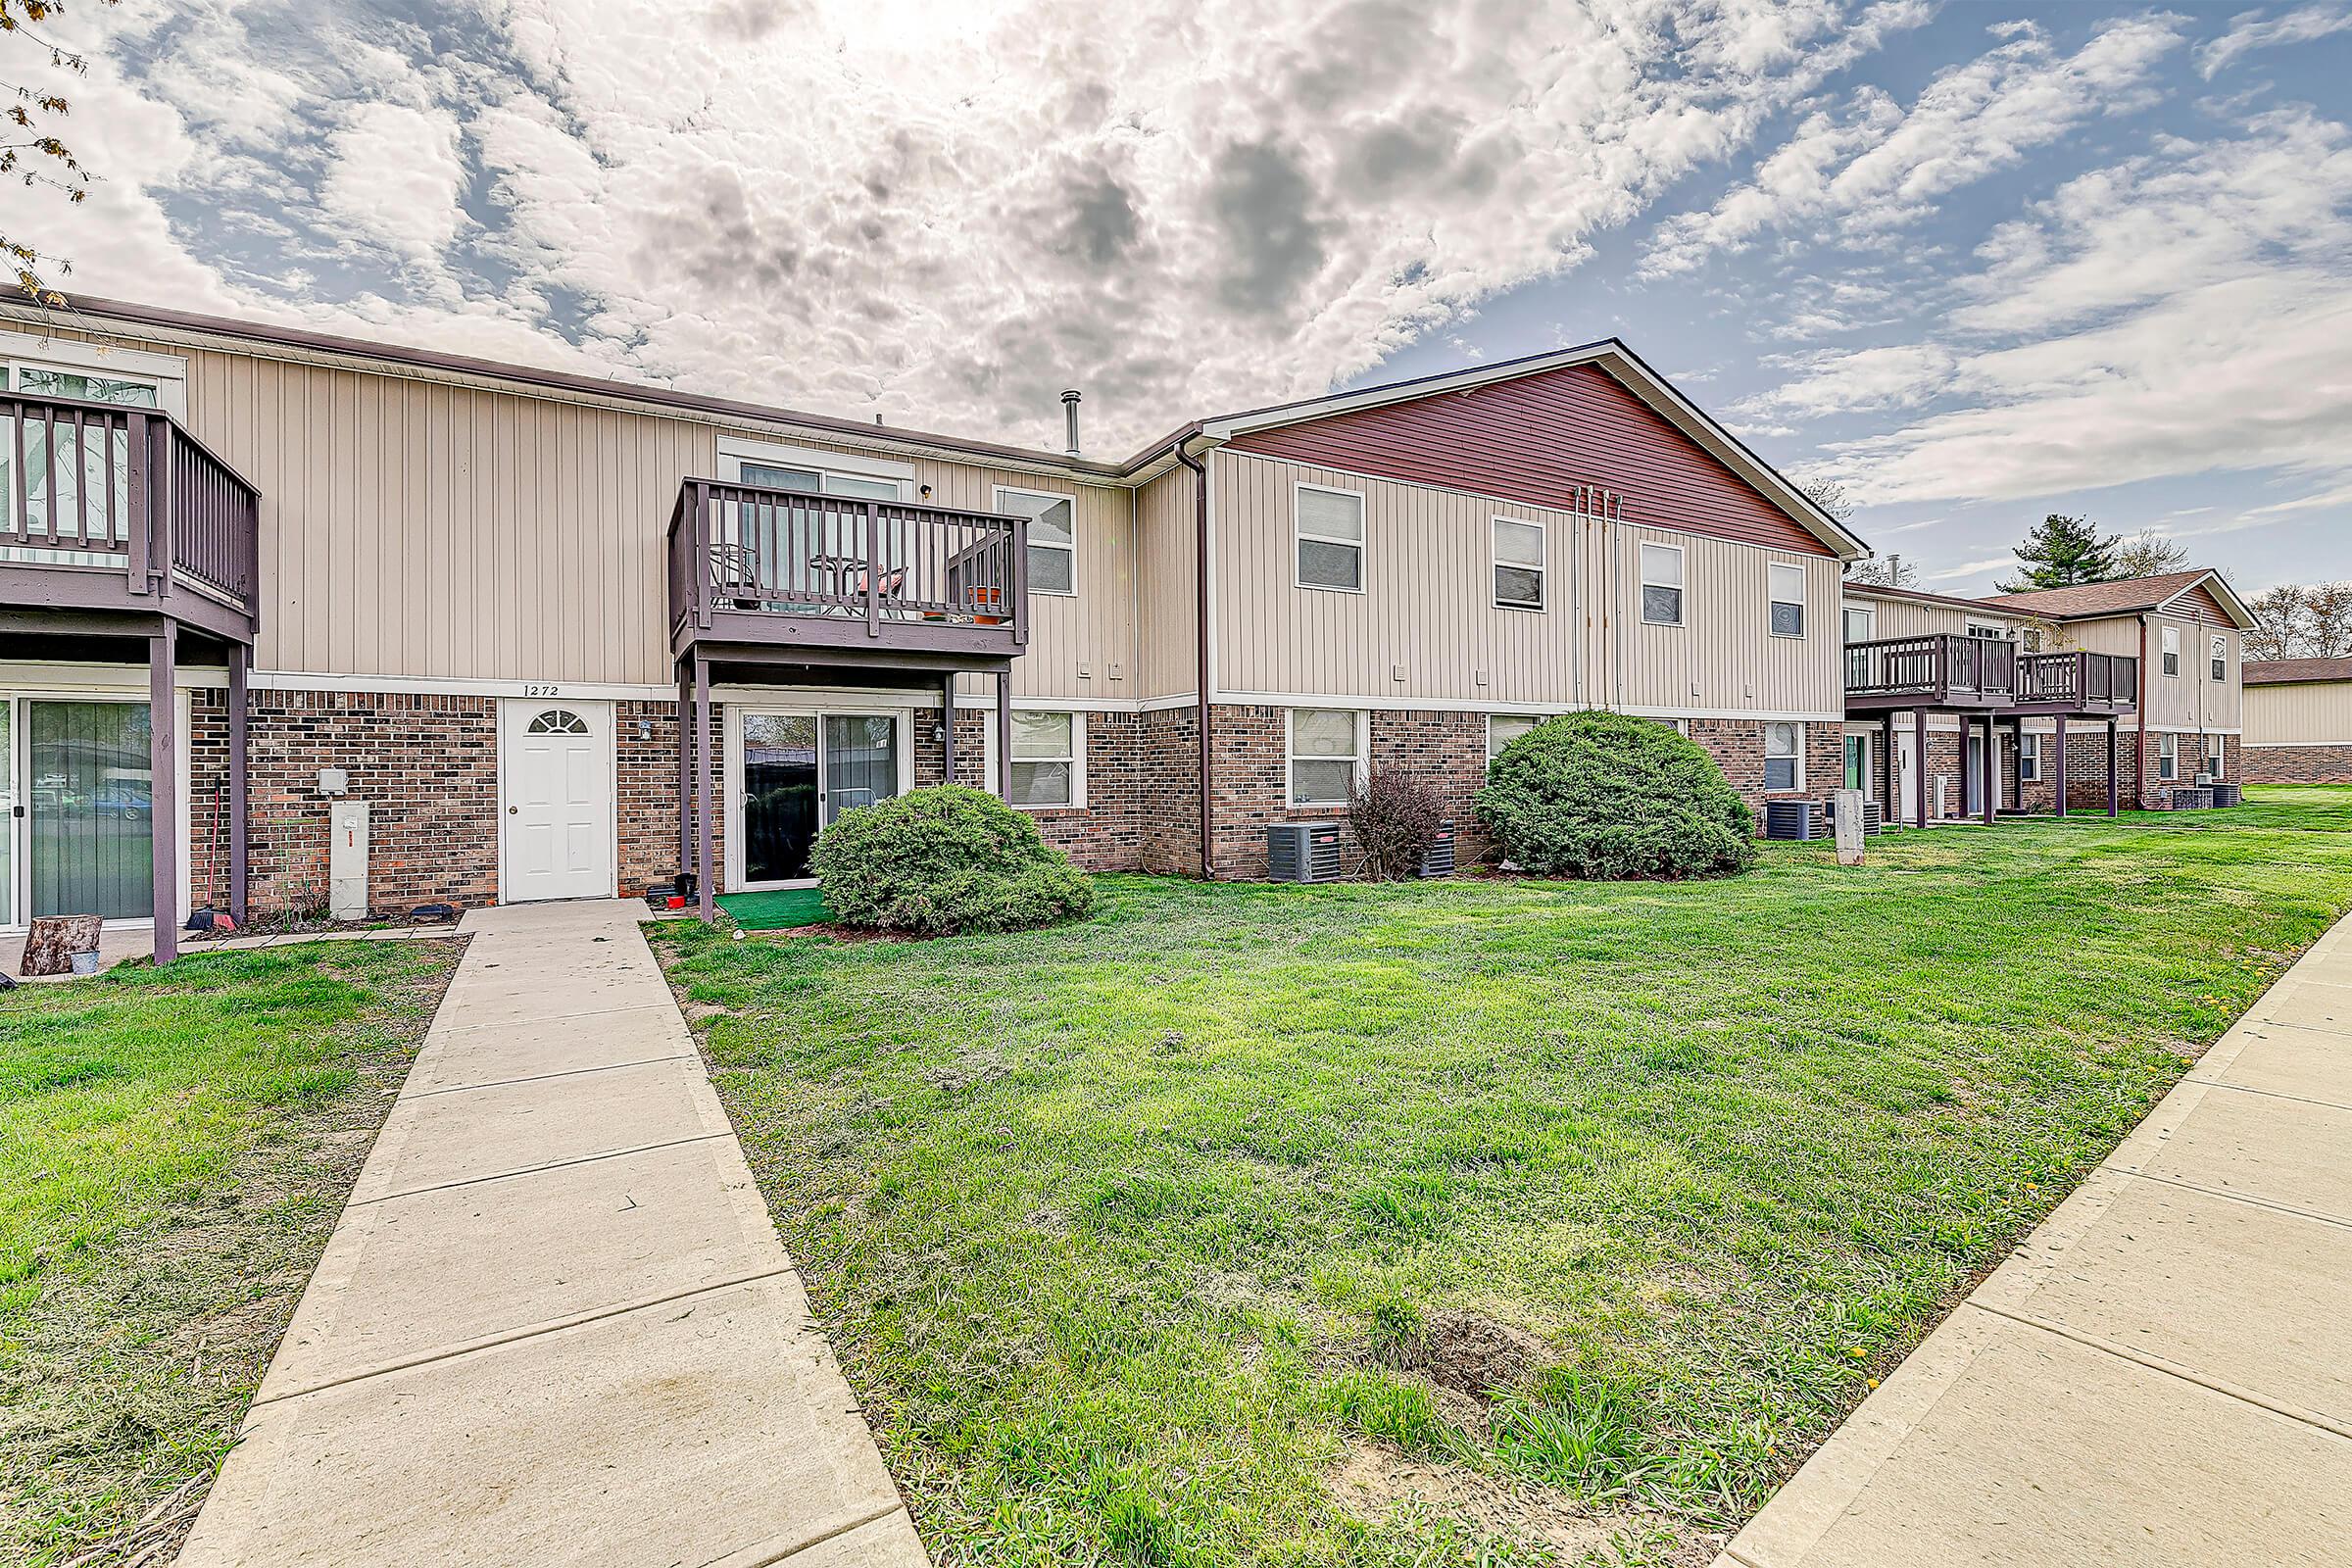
[1843,632,2136,719]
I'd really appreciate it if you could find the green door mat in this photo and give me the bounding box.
[717,888,833,930]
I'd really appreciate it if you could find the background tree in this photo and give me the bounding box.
[2112,527,2188,578]
[1999,514,2119,592]
[1800,478,1855,522]
[2246,583,2308,662]
[2308,581,2352,659]
[3,0,109,307]
[1843,553,1918,589]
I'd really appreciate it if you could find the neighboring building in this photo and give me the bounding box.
[2243,658,2352,782]
[0,297,1865,959]
[1838,569,2257,822]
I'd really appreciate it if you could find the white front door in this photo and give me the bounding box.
[1894,730,1919,825]
[500,699,615,903]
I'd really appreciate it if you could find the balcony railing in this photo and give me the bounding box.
[667,478,1028,658]
[1844,633,2016,705]
[2,391,260,625]
[2016,650,2137,710]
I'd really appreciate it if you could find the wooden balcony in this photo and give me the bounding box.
[1843,633,2016,711]
[2013,650,2137,714]
[665,478,1029,677]
[1,392,261,644]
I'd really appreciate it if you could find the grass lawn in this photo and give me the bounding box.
[0,941,461,1567]
[653,787,2352,1567]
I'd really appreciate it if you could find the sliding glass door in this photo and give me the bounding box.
[734,710,903,888]
[27,700,154,920]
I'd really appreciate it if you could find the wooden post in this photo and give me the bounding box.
[676,662,693,880]
[1880,710,1893,816]
[150,619,179,965]
[695,655,714,922]
[2054,713,2068,819]
[1914,708,1930,827]
[995,669,1013,799]
[2106,719,2120,817]
[228,640,249,925]
[1981,714,1995,825]
[940,672,958,786]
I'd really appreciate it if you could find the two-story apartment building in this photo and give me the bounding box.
[1838,570,2255,822]
[2242,659,2352,782]
[0,297,1866,961]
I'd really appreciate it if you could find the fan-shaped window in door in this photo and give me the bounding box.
[526,709,590,735]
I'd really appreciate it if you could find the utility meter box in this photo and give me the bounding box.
[330,800,370,922]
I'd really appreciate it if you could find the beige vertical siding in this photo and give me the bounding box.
[1135,465,1199,699]
[2132,614,2242,732]
[1212,449,1838,715]
[1841,594,2013,641]
[2247,680,2352,745]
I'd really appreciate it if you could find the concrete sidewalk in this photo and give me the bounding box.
[176,900,926,1568]
[1719,916,2352,1568]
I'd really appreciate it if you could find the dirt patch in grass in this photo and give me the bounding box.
[1330,1442,1642,1561]
[1378,1310,1550,1402]
[0,943,461,1568]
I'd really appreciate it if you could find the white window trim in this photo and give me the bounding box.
[1769,562,1807,640]
[1492,516,1546,612]
[1285,706,1368,807]
[2158,731,2180,781]
[1293,480,1367,595]
[2019,732,2041,782]
[1843,731,1873,798]
[2,342,188,419]
[988,707,1087,810]
[1965,620,2009,641]
[715,434,913,496]
[1639,540,1686,627]
[1486,712,1553,761]
[1842,605,1875,642]
[994,484,1078,599]
[1764,720,1805,793]
[2161,625,2180,677]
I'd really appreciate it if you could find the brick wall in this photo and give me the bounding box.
[1686,718,1842,819]
[907,705,1151,873]
[190,688,500,919]
[2243,742,2352,784]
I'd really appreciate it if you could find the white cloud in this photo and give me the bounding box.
[2195,3,2352,77]
[1642,16,2184,276]
[1783,112,2352,512]
[36,0,1937,452]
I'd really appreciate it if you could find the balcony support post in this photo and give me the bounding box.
[228,640,249,926]
[2054,713,2068,819]
[695,653,714,923]
[1914,707,1930,827]
[150,617,180,965]
[1879,710,1892,813]
[2106,719,2120,818]
[1982,713,1996,826]
[677,660,693,883]
[939,673,958,786]
[995,668,1012,799]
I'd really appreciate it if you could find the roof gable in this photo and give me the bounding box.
[1212,352,1854,558]
[1982,569,2257,629]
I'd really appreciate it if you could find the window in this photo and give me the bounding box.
[1843,733,1869,794]
[996,487,1077,596]
[2019,732,2041,782]
[2158,732,2179,781]
[1640,542,1684,625]
[2210,635,2228,682]
[2207,734,2226,780]
[1289,708,1362,805]
[1842,606,1875,687]
[1494,518,1545,610]
[1487,713,1547,760]
[1764,722,1802,792]
[1007,710,1083,808]
[1966,621,2007,641]
[1769,563,1806,637]
[1842,606,1874,643]
[2161,626,2180,676]
[2022,627,2043,652]
[1296,484,1364,591]
[738,461,902,501]
[3,360,166,543]
[525,709,589,735]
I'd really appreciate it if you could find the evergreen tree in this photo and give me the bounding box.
[1999,514,2119,592]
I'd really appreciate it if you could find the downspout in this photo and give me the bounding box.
[1174,439,1213,878]
[2135,614,2148,808]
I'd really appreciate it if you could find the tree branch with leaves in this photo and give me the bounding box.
[2,0,113,308]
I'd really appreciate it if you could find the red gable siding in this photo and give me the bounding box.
[1227,363,1831,556]
[2171,582,2234,626]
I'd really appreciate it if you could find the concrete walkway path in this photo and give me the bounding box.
[177,900,927,1568]
[1719,914,2352,1568]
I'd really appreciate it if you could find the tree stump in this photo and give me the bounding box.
[22,914,104,977]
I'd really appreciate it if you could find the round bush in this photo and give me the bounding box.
[809,785,1097,936]
[1474,712,1756,880]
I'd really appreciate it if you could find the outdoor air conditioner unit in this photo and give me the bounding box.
[1824,795,1885,835]
[1266,821,1347,883]
[1419,821,1457,878]
[1763,800,1827,840]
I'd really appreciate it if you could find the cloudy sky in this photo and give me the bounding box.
[24,0,2352,591]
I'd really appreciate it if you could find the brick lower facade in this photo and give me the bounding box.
[2243,742,2352,784]
[1847,717,2245,818]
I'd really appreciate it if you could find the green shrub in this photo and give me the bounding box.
[810,785,1097,936]
[1474,712,1755,880]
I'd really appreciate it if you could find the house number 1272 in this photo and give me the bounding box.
[523,684,561,697]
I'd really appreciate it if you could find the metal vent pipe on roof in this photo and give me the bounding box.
[1061,389,1081,457]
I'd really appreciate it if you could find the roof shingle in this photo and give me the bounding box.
[2245,658,2352,685]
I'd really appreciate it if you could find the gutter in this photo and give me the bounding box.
[2136,615,2149,808]
[1174,440,1214,878]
